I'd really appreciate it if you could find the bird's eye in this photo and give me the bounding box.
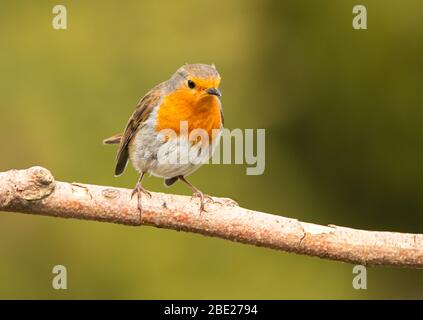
[187,80,196,89]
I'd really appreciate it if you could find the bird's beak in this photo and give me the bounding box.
[206,87,222,97]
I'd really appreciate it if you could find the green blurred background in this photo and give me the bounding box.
[0,0,422,299]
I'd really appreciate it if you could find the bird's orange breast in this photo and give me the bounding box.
[156,90,222,140]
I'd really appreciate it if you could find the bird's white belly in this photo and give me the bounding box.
[128,123,221,179]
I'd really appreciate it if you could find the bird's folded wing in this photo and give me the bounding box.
[114,84,164,176]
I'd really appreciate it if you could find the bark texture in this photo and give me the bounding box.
[1,166,422,268]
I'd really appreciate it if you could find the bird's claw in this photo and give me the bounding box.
[131,184,152,219]
[191,192,216,213]
[131,185,152,200]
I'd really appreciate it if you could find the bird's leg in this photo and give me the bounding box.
[131,172,152,217]
[178,175,214,212]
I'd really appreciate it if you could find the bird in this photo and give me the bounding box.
[103,63,224,215]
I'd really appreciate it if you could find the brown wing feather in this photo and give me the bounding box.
[103,133,123,145]
[114,84,164,176]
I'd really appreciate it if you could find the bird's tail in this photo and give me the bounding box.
[103,133,122,145]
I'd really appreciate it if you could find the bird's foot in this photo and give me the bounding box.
[131,184,152,200]
[131,184,152,218]
[191,191,216,213]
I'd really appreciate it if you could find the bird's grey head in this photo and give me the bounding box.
[168,64,221,97]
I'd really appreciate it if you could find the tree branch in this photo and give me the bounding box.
[1,166,422,268]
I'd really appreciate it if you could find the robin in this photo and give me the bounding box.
[103,64,223,214]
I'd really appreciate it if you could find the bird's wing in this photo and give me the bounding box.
[103,133,123,145]
[114,84,164,176]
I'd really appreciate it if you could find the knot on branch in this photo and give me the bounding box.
[10,166,55,203]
